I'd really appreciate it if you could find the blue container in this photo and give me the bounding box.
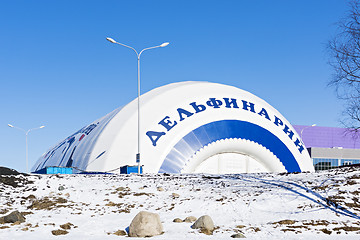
[33,166,73,174]
[120,165,143,174]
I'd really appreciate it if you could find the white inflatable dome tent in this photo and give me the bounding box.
[32,81,314,174]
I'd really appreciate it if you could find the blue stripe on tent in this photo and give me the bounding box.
[159,120,300,173]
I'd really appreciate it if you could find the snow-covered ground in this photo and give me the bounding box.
[1,167,360,239]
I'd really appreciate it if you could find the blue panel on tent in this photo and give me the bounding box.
[120,165,142,174]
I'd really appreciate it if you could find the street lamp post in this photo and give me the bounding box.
[8,124,45,173]
[106,37,169,174]
[300,124,316,141]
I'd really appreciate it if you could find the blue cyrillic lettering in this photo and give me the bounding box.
[258,108,270,120]
[241,100,256,113]
[158,116,177,131]
[146,131,166,146]
[206,98,223,108]
[223,98,239,108]
[177,108,194,121]
[283,125,295,140]
[189,102,206,113]
[274,116,283,126]
[294,138,305,153]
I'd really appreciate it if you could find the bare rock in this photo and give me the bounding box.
[0,209,9,215]
[172,193,180,198]
[116,186,128,191]
[157,187,164,191]
[129,211,163,237]
[52,229,68,235]
[0,175,32,188]
[273,219,296,225]
[173,218,183,223]
[1,210,26,224]
[60,222,73,230]
[231,233,246,238]
[236,225,246,229]
[113,230,127,236]
[184,216,197,223]
[191,215,214,235]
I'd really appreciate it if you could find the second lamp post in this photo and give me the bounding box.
[106,37,169,174]
[8,124,45,173]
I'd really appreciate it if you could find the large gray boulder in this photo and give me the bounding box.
[128,211,163,237]
[191,215,214,235]
[0,211,26,224]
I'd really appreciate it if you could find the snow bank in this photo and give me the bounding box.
[1,167,360,239]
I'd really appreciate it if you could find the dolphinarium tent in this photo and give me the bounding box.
[32,81,314,174]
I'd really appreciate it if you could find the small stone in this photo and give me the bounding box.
[58,186,65,191]
[52,229,68,235]
[320,229,332,235]
[173,218,183,223]
[248,227,261,232]
[25,195,36,200]
[274,219,296,225]
[0,209,9,215]
[184,216,197,223]
[157,187,164,191]
[60,222,73,230]
[236,225,246,229]
[231,233,246,238]
[113,230,127,236]
[172,193,180,198]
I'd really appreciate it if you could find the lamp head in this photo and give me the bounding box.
[40,126,45,129]
[160,42,169,47]
[311,124,317,127]
[106,37,117,44]
[8,124,14,128]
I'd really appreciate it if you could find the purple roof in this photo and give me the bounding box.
[293,125,360,149]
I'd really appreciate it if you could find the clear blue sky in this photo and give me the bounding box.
[0,0,349,172]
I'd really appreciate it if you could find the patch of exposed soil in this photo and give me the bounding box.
[333,226,360,231]
[28,197,68,210]
[0,175,33,188]
[272,220,296,225]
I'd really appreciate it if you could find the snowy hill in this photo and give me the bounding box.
[1,167,360,239]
